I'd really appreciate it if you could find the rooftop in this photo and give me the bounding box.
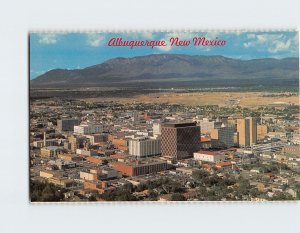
[162,122,197,128]
[112,159,166,167]
[195,150,221,156]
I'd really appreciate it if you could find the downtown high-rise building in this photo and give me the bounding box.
[211,125,235,148]
[153,122,162,136]
[237,117,257,147]
[196,118,222,134]
[57,118,80,132]
[129,137,161,157]
[161,122,200,160]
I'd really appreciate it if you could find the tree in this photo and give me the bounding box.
[192,170,209,180]
[100,187,137,201]
[148,190,158,201]
[171,193,186,201]
[270,192,294,201]
[30,180,65,202]
[88,195,97,201]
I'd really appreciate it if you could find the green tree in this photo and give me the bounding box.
[30,180,65,202]
[171,193,186,201]
[88,195,97,201]
[192,170,209,180]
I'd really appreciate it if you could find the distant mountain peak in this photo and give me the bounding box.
[31,54,299,88]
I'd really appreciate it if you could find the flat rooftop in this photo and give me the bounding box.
[162,122,197,128]
[112,159,166,167]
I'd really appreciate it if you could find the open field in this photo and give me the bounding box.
[82,91,299,108]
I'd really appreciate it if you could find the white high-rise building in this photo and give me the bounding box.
[74,123,103,135]
[153,122,162,136]
[129,137,161,157]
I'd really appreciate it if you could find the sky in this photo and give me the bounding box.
[30,31,299,80]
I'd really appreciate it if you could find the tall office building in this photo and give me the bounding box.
[211,125,235,148]
[237,117,257,147]
[161,122,200,160]
[153,122,162,136]
[57,118,80,132]
[198,118,222,134]
[129,137,161,157]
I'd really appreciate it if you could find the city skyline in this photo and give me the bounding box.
[29,31,300,202]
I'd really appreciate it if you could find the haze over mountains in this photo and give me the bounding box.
[31,54,299,88]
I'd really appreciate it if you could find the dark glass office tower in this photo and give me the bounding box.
[161,122,200,160]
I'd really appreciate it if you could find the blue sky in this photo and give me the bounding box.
[30,31,299,79]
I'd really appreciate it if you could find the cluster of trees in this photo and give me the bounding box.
[268,192,294,201]
[136,177,186,201]
[100,177,186,201]
[100,183,137,201]
[30,180,65,202]
[242,162,290,174]
[191,170,264,201]
[146,177,184,193]
[171,193,186,201]
[192,170,235,187]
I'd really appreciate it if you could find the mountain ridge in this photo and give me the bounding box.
[30,54,299,88]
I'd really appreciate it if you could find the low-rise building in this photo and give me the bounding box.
[33,139,61,148]
[282,145,300,156]
[215,161,232,170]
[257,124,268,140]
[111,159,167,176]
[86,156,104,165]
[47,159,76,170]
[100,168,119,180]
[80,171,98,181]
[39,170,61,179]
[40,146,64,157]
[74,123,104,135]
[193,151,225,163]
[48,177,75,188]
[76,149,97,156]
[176,167,200,175]
[85,134,108,144]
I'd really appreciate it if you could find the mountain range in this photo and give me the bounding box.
[30,54,299,88]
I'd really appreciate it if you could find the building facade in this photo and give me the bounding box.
[129,137,161,157]
[257,124,268,140]
[57,118,80,132]
[153,122,162,136]
[161,122,200,160]
[193,151,225,163]
[111,159,167,176]
[198,118,222,134]
[282,145,300,156]
[211,126,235,148]
[40,146,64,157]
[74,123,103,135]
[237,117,257,147]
